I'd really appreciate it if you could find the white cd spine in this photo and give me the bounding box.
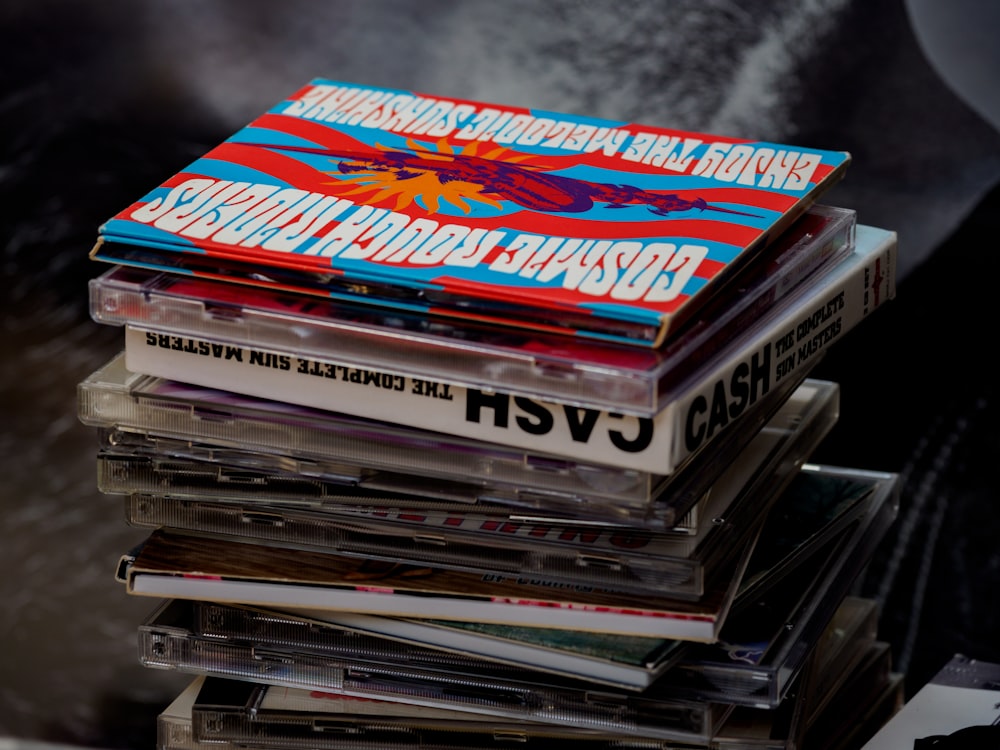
[122,225,895,473]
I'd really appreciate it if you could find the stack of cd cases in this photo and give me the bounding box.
[75,79,906,750]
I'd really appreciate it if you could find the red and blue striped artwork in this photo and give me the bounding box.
[97,79,851,346]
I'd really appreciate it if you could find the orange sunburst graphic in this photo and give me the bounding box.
[324,138,552,214]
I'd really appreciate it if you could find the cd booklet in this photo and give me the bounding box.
[92,78,852,347]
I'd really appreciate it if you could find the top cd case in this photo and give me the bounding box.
[93,78,852,349]
[90,205,854,416]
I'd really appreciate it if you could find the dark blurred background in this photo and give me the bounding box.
[1,1,998,747]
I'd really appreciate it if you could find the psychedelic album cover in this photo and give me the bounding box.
[95,79,851,346]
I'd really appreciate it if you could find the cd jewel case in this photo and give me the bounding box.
[657,465,898,707]
[85,221,897,479]
[93,78,853,350]
[155,608,889,750]
[303,467,895,705]
[90,205,854,416]
[79,349,836,526]
[131,466,898,710]
[106,377,838,598]
[139,594,729,744]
